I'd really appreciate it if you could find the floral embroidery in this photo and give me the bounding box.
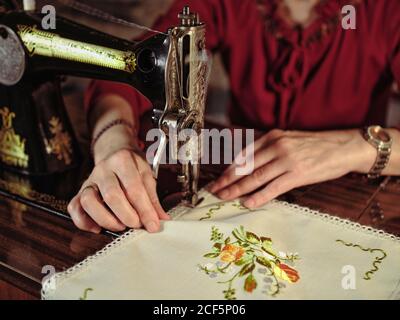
[220,244,245,263]
[199,226,300,299]
[336,239,387,280]
[79,288,93,300]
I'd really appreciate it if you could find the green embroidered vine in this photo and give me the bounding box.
[79,288,93,300]
[232,202,247,211]
[232,201,264,213]
[199,201,263,221]
[199,203,225,221]
[336,239,387,280]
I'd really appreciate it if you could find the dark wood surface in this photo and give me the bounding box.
[1,124,399,299]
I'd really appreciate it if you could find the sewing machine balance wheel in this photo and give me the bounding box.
[0,25,26,86]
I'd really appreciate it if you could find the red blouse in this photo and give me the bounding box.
[85,0,400,131]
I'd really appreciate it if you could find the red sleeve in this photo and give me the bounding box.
[385,0,400,129]
[85,0,240,130]
[386,0,400,87]
[84,80,152,130]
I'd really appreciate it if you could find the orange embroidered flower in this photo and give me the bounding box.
[274,263,300,283]
[244,275,257,293]
[220,244,245,263]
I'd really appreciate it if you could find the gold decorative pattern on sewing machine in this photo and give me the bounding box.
[44,117,73,165]
[160,7,208,206]
[16,25,137,73]
[0,107,29,168]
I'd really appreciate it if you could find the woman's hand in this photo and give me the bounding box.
[68,148,170,234]
[210,129,376,209]
[68,94,170,234]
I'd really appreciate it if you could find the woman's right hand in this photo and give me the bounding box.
[67,94,170,234]
[68,148,170,234]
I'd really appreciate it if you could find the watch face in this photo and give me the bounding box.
[369,126,391,143]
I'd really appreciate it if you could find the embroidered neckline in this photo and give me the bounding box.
[255,0,362,47]
[276,0,322,29]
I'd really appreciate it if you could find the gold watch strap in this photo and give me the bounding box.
[363,126,392,179]
[367,145,391,179]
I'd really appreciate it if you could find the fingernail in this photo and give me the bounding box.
[163,213,171,220]
[218,189,230,199]
[91,227,102,234]
[146,221,159,233]
[244,199,256,208]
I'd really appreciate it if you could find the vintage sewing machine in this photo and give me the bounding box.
[0,1,207,213]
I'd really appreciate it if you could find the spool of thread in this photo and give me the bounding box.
[23,0,36,11]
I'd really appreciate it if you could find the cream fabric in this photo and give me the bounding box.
[42,190,400,300]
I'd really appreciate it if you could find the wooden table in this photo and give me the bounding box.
[1,129,400,299]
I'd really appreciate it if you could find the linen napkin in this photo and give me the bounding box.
[42,190,400,300]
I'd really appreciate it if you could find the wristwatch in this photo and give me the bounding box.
[363,126,393,179]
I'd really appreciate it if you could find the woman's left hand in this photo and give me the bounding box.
[210,129,375,209]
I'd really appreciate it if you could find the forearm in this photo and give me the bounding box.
[89,94,138,164]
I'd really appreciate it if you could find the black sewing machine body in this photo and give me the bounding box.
[0,7,170,175]
[0,1,207,214]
